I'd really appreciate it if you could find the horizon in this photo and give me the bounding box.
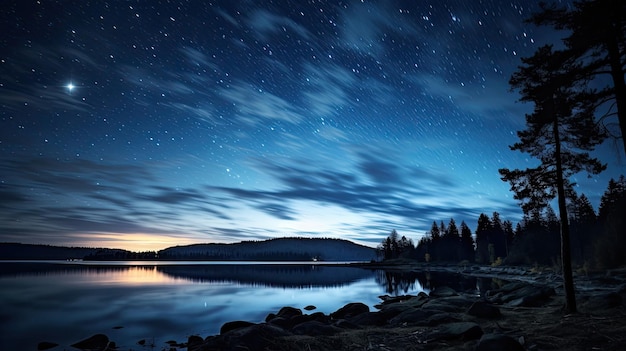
[2,236,381,252]
[2,1,625,251]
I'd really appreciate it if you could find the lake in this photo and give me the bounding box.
[0,261,498,350]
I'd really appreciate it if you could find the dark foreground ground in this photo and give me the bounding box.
[45,264,626,351]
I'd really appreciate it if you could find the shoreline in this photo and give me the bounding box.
[43,262,626,351]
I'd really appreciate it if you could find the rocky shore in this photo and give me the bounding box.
[40,265,626,351]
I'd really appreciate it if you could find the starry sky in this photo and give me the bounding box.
[1,0,625,251]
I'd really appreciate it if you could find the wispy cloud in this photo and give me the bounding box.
[302,62,357,116]
[337,2,419,56]
[409,73,528,122]
[208,150,518,233]
[219,80,304,125]
[247,10,312,40]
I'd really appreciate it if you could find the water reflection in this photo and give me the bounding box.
[0,262,384,351]
[0,262,508,293]
[159,264,371,288]
[0,262,509,351]
[375,269,507,296]
[0,262,372,288]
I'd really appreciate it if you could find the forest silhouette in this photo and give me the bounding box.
[378,0,626,314]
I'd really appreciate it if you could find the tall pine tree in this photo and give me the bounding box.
[529,0,626,154]
[475,213,492,264]
[459,221,475,262]
[500,45,607,313]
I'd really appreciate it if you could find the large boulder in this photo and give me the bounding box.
[267,316,291,329]
[276,306,303,319]
[429,286,459,297]
[507,285,556,307]
[583,292,622,311]
[389,308,433,325]
[220,320,256,334]
[487,282,555,307]
[427,322,483,341]
[70,334,110,351]
[187,335,204,349]
[422,296,472,313]
[330,302,369,319]
[467,301,501,318]
[491,281,528,294]
[426,312,461,326]
[348,311,388,326]
[287,312,330,329]
[292,320,340,336]
[220,323,291,350]
[376,303,415,320]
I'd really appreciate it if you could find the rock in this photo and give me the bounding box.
[489,282,555,307]
[402,294,430,308]
[70,334,110,351]
[584,292,622,310]
[348,311,388,326]
[422,296,471,312]
[330,302,369,319]
[333,319,362,329]
[187,335,204,349]
[269,312,330,330]
[507,285,556,307]
[304,305,316,311]
[289,313,325,329]
[389,308,433,325]
[376,303,412,320]
[221,323,291,350]
[378,294,415,305]
[430,286,459,297]
[308,311,331,323]
[220,320,256,334]
[426,312,461,326]
[292,320,340,336]
[268,316,291,329]
[475,333,525,351]
[427,322,483,341]
[486,281,527,297]
[467,301,501,318]
[265,312,277,322]
[37,341,59,350]
[276,306,303,319]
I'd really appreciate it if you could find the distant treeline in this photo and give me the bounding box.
[378,176,626,269]
[0,243,102,260]
[157,238,375,262]
[83,249,158,260]
[2,237,376,262]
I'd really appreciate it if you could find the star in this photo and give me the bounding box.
[66,82,75,93]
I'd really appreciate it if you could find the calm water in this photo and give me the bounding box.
[0,261,495,350]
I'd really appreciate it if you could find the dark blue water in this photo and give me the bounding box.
[0,261,495,350]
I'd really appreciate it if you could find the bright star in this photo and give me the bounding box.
[66,83,75,93]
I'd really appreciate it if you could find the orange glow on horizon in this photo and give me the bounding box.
[70,232,199,252]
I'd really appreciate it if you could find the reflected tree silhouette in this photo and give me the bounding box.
[374,270,506,296]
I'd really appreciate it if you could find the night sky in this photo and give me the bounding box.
[1,1,625,251]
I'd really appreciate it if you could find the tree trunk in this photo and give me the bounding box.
[606,28,626,155]
[552,97,578,313]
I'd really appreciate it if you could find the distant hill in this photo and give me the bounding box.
[0,238,378,262]
[159,237,377,261]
